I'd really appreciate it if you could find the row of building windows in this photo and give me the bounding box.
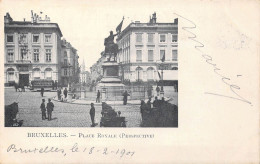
[6,67,54,81]
[6,48,52,62]
[6,34,52,43]
[135,49,178,62]
[135,33,178,43]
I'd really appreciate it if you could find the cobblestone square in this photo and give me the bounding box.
[5,88,142,127]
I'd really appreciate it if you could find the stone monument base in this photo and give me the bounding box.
[97,82,125,101]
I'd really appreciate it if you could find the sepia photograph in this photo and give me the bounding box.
[4,9,178,127]
[1,0,259,163]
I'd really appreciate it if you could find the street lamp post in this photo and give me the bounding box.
[160,63,165,98]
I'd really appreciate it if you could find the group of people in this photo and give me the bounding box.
[40,98,55,121]
[140,96,165,121]
[57,88,68,101]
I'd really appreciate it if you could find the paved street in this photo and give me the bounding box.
[5,88,142,127]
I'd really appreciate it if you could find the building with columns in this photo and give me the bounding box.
[4,12,63,86]
[116,13,178,85]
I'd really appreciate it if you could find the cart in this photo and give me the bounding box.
[100,115,126,127]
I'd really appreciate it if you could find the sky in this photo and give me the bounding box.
[1,0,181,71]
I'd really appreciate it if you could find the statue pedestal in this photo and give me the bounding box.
[97,59,125,101]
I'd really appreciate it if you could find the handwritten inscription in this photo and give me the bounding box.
[175,13,252,105]
[7,143,135,158]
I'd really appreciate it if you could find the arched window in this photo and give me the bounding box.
[135,67,143,81]
[172,67,178,70]
[44,68,53,79]
[7,68,15,82]
[147,67,154,80]
[33,68,41,79]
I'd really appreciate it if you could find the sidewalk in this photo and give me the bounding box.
[52,96,174,106]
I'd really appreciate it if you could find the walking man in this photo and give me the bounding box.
[40,99,47,120]
[156,85,160,96]
[147,97,152,110]
[122,90,129,105]
[64,88,68,99]
[40,87,44,97]
[96,90,101,103]
[46,98,54,121]
[153,96,159,108]
[90,103,96,127]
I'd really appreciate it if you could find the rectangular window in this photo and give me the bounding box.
[33,49,39,62]
[136,50,142,62]
[45,34,52,43]
[7,49,14,62]
[172,50,178,61]
[136,33,142,42]
[64,59,67,65]
[159,34,166,43]
[33,34,40,43]
[7,35,14,43]
[19,34,27,43]
[148,34,154,43]
[45,49,52,62]
[148,50,154,62]
[160,50,165,61]
[172,34,178,42]
[64,68,67,76]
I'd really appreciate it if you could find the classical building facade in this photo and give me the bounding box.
[116,13,178,84]
[4,12,62,86]
[60,39,80,86]
[4,12,79,87]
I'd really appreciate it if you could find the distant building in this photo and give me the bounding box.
[116,12,178,85]
[90,51,105,84]
[60,39,80,86]
[80,59,91,84]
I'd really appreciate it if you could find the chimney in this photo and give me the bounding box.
[24,18,26,22]
[174,18,178,24]
[4,12,13,24]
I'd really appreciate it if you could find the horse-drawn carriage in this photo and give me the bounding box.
[5,102,23,127]
[100,102,126,127]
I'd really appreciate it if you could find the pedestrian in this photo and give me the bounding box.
[90,103,96,127]
[122,90,129,105]
[156,85,160,96]
[40,99,47,120]
[153,96,159,108]
[96,90,100,103]
[46,98,54,121]
[40,87,44,97]
[55,81,58,90]
[140,100,145,121]
[64,88,68,99]
[147,97,152,110]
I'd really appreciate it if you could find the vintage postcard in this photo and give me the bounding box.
[0,0,259,163]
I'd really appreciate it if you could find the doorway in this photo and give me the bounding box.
[19,74,29,87]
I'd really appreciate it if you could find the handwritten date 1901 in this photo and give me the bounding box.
[7,143,135,158]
